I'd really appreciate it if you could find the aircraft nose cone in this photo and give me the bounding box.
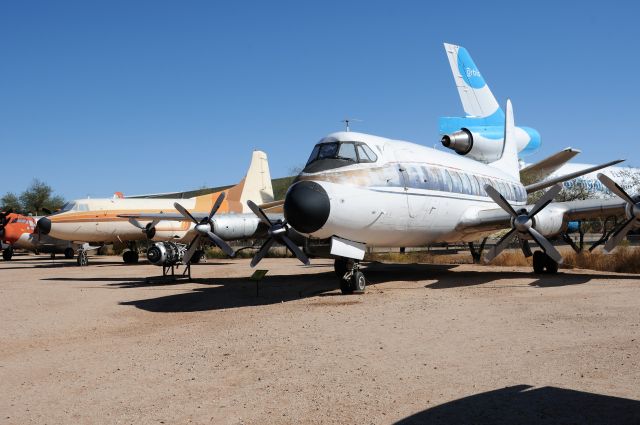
[37,217,51,235]
[284,181,330,234]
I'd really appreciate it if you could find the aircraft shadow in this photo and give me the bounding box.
[118,271,340,312]
[394,384,640,425]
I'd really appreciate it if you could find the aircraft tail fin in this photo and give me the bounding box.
[231,150,274,212]
[489,99,520,181]
[443,43,503,121]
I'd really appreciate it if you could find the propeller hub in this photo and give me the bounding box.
[195,223,211,235]
[513,215,532,233]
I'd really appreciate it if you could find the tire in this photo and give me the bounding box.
[533,251,545,274]
[339,278,354,295]
[123,250,139,264]
[64,248,74,259]
[352,271,366,293]
[334,258,348,278]
[3,247,13,261]
[545,255,559,274]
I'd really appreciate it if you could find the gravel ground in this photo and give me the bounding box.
[1,254,639,424]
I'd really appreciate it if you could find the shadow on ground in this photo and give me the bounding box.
[395,385,640,424]
[39,262,640,313]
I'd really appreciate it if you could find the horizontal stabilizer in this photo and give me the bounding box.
[525,159,625,193]
[520,148,581,184]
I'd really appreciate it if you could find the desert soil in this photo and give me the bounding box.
[1,254,639,424]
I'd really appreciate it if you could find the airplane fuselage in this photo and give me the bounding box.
[285,132,527,248]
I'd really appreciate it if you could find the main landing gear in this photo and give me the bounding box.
[532,251,559,274]
[122,242,140,264]
[77,249,89,266]
[335,258,366,294]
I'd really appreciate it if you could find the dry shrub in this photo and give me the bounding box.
[486,251,532,267]
[563,246,640,274]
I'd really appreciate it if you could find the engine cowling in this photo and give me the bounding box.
[211,215,264,240]
[147,241,186,266]
[441,126,532,162]
[526,206,566,239]
[441,128,474,155]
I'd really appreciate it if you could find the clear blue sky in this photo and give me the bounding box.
[1,0,638,200]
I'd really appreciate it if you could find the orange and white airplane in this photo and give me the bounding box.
[36,150,275,265]
[0,211,78,260]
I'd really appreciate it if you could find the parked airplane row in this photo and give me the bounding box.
[1,43,638,295]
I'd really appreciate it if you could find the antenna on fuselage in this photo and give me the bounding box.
[341,118,362,132]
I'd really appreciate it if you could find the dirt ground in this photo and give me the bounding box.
[1,254,640,424]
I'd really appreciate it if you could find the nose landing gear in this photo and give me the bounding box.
[335,258,366,294]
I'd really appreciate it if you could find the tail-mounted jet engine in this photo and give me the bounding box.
[147,241,186,266]
[441,128,513,162]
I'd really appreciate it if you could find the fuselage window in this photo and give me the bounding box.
[78,203,89,212]
[442,169,453,192]
[470,175,480,196]
[451,171,463,193]
[460,172,471,195]
[357,144,378,162]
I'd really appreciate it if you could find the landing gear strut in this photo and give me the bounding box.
[335,258,366,294]
[77,249,88,266]
[532,251,558,274]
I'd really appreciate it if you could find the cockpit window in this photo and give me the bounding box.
[304,141,378,172]
[60,202,77,212]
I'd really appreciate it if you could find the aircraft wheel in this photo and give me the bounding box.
[77,250,88,266]
[3,247,13,261]
[545,254,559,274]
[64,248,74,259]
[352,271,366,293]
[334,258,348,278]
[532,251,546,274]
[122,250,140,264]
[339,277,354,295]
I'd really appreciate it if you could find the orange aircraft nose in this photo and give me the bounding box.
[3,225,22,244]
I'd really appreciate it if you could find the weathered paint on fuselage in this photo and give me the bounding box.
[297,132,526,247]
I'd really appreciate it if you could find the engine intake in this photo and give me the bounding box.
[147,241,186,266]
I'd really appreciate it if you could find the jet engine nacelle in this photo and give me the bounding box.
[211,215,263,240]
[441,128,506,162]
[147,241,186,266]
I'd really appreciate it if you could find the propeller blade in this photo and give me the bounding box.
[598,173,635,205]
[205,192,226,223]
[280,235,310,265]
[527,227,563,264]
[484,228,518,262]
[250,238,275,268]
[182,235,201,264]
[519,238,533,257]
[603,217,637,253]
[529,184,562,218]
[247,200,273,227]
[174,202,199,225]
[485,185,518,218]
[128,218,145,229]
[205,231,235,257]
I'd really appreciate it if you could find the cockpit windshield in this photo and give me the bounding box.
[60,202,77,212]
[304,141,378,172]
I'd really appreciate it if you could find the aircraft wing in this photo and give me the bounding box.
[117,212,209,222]
[520,148,581,183]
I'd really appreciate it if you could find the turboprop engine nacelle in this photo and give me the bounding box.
[147,241,186,266]
[211,215,263,240]
[524,206,565,239]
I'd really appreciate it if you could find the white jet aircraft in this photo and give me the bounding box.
[247,100,635,294]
